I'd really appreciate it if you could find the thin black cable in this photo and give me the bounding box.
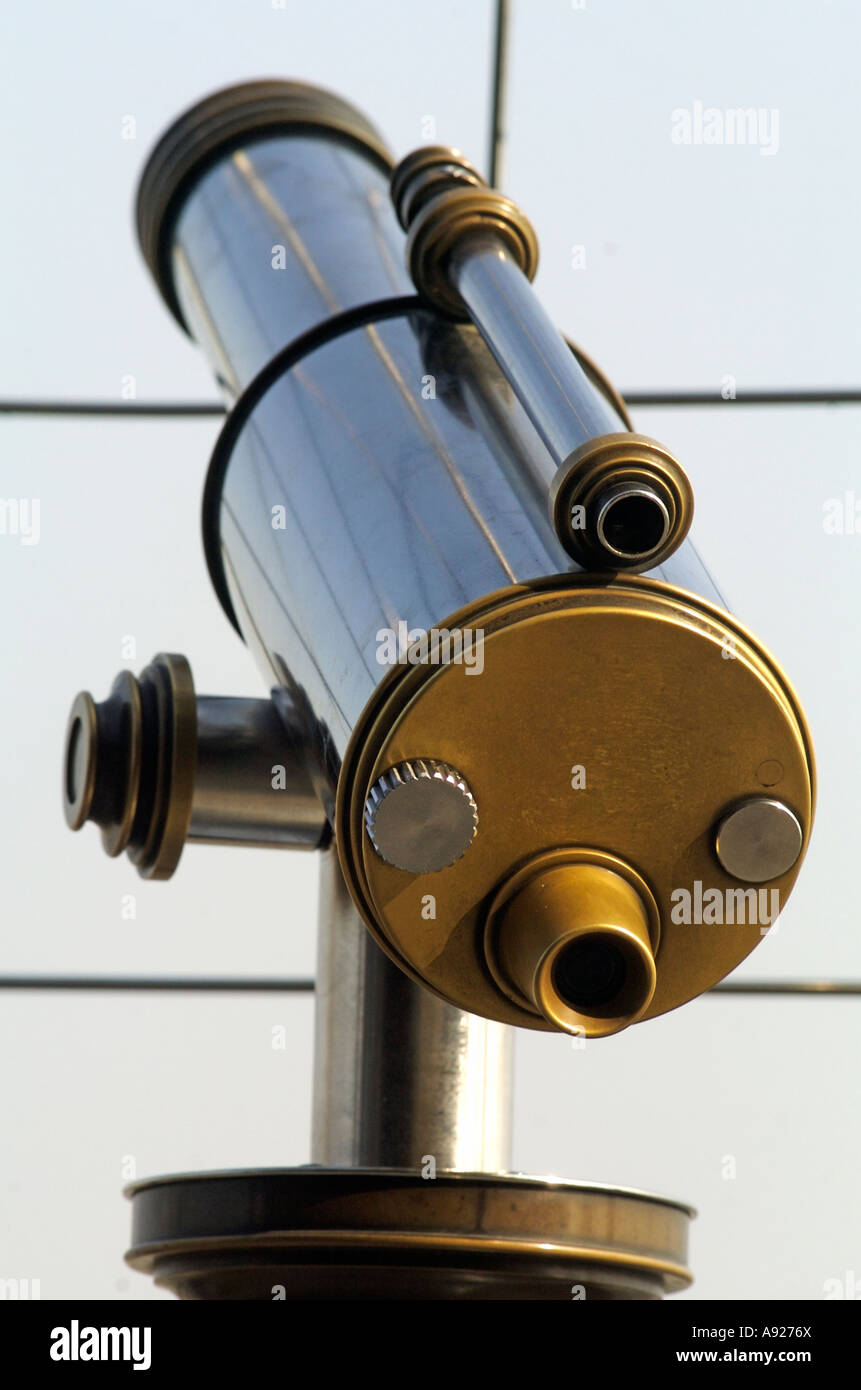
[0,400,225,416]
[4,387,861,417]
[0,976,314,993]
[708,981,861,996]
[488,0,510,187]
[624,388,861,407]
[201,293,423,634]
[0,975,858,996]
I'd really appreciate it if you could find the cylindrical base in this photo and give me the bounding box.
[312,850,513,1172]
[124,860,694,1299]
[125,1169,693,1300]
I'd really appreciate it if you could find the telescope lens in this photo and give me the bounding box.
[553,934,628,1009]
[66,715,84,805]
[596,488,669,559]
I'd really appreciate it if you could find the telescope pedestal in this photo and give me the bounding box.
[125,854,692,1299]
[125,1168,692,1301]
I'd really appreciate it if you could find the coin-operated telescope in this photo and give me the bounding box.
[62,81,814,1299]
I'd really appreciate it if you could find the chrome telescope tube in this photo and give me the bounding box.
[449,232,622,462]
[131,79,813,1051]
[448,236,692,568]
[136,81,411,395]
[50,73,820,1300]
[135,80,518,1174]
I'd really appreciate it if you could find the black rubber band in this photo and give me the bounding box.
[201,294,424,637]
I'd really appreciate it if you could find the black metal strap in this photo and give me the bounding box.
[201,294,424,636]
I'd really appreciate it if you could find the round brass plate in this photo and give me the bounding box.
[336,574,814,1033]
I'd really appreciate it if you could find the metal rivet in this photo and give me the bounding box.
[715,798,803,883]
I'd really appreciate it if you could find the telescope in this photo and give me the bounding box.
[61,80,815,1299]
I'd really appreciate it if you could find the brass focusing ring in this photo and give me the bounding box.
[405,187,539,319]
[62,653,197,880]
[549,432,695,571]
[390,145,487,231]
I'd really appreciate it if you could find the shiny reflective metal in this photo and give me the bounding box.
[312,850,511,1171]
[390,145,487,239]
[450,233,619,452]
[715,797,804,883]
[391,147,693,569]
[170,141,408,397]
[337,577,813,1038]
[62,653,326,877]
[214,311,721,779]
[136,79,395,339]
[189,695,325,850]
[363,758,478,873]
[449,234,693,568]
[125,81,814,1052]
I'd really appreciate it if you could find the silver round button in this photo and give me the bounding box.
[364,759,477,873]
[715,798,803,883]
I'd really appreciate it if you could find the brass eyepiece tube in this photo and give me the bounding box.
[485,855,659,1039]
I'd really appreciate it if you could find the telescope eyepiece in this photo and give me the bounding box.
[485,855,660,1039]
[594,482,671,562]
[553,934,629,1010]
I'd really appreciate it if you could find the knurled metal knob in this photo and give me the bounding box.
[364,759,477,873]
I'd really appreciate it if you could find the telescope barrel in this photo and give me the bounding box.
[449,232,621,466]
[136,81,408,395]
[55,75,818,1301]
[121,80,814,1043]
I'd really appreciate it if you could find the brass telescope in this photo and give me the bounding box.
[60,80,814,1299]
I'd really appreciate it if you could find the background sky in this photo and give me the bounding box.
[1,0,859,1301]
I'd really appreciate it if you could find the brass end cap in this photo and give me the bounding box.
[405,187,539,318]
[62,653,196,880]
[137,79,393,331]
[390,145,486,230]
[549,433,694,571]
[391,146,538,318]
[485,853,660,1038]
[336,578,813,1035]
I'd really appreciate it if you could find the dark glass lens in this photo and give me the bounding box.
[553,935,627,1008]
